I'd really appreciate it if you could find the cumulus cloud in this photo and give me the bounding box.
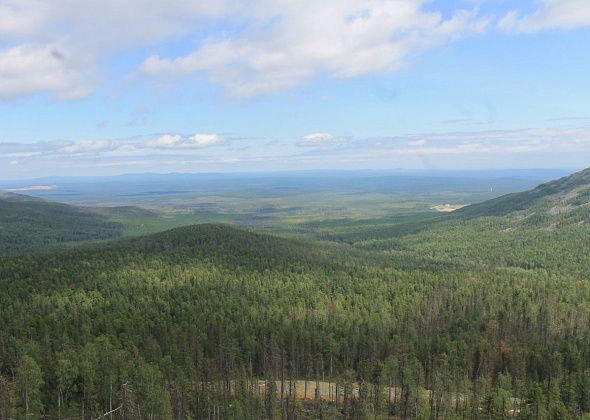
[188,134,224,148]
[2,0,588,101]
[141,1,490,97]
[146,134,182,148]
[0,0,234,100]
[146,133,224,149]
[0,44,96,100]
[499,0,590,32]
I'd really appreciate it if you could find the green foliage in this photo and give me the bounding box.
[0,193,123,254]
[2,167,590,418]
[455,166,590,218]
[1,222,589,418]
[16,354,43,417]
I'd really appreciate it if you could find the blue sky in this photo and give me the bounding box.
[0,0,589,179]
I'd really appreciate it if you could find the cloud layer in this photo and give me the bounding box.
[141,1,490,97]
[2,127,589,178]
[0,0,232,99]
[1,0,589,100]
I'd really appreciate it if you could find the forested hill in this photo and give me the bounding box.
[2,220,590,418]
[2,170,590,418]
[454,166,590,218]
[0,192,124,254]
[117,223,351,272]
[321,167,590,275]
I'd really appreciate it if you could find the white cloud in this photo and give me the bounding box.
[0,0,232,46]
[146,133,224,149]
[3,0,588,101]
[0,44,96,100]
[499,0,590,32]
[0,1,48,38]
[147,134,182,148]
[140,1,490,97]
[298,133,347,148]
[188,134,224,148]
[58,140,112,154]
[0,0,235,100]
[26,0,586,101]
[2,127,589,177]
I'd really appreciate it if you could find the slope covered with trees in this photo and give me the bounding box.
[1,169,590,418]
[454,166,590,218]
[329,167,590,276]
[1,221,590,418]
[0,192,125,254]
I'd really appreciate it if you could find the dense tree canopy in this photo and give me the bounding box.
[0,193,123,255]
[0,221,589,418]
[3,168,590,418]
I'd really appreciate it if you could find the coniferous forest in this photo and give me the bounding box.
[2,169,590,419]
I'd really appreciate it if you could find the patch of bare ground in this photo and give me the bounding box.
[431,204,468,213]
[241,380,521,416]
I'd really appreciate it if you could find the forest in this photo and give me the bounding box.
[1,169,590,419]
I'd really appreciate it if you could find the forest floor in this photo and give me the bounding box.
[253,380,520,416]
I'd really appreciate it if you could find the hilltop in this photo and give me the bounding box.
[118,223,345,272]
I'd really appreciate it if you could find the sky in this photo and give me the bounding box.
[0,0,590,179]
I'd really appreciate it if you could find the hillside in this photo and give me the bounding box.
[454,166,590,219]
[0,192,125,254]
[2,172,590,418]
[119,223,350,272]
[1,219,589,418]
[310,167,590,274]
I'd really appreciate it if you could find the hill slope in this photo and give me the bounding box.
[329,167,590,274]
[454,166,590,218]
[0,192,124,254]
[119,223,346,271]
[1,220,590,418]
